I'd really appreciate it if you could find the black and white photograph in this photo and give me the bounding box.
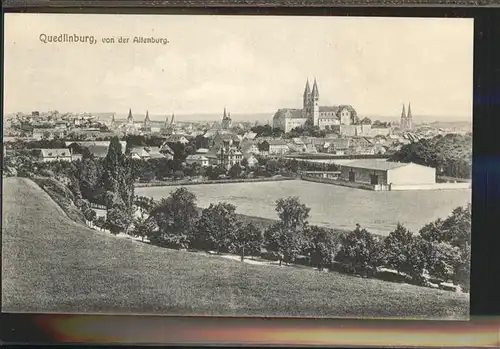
[2,14,472,319]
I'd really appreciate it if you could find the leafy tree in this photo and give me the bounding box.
[419,204,471,249]
[423,241,462,282]
[275,197,310,232]
[106,206,133,235]
[240,157,249,168]
[228,163,243,178]
[149,187,198,249]
[195,202,238,254]
[102,137,125,193]
[83,207,97,224]
[132,215,154,242]
[305,226,339,271]
[228,222,264,261]
[360,117,372,125]
[336,225,382,275]
[78,151,103,203]
[452,242,470,292]
[383,224,427,282]
[94,215,107,231]
[265,222,309,266]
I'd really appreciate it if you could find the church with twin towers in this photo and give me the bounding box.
[273,78,359,133]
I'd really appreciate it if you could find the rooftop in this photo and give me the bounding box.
[342,159,414,171]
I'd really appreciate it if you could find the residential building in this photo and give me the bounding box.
[240,140,260,155]
[325,138,350,155]
[164,134,189,144]
[130,147,152,160]
[339,160,436,186]
[36,148,73,162]
[217,147,243,169]
[185,154,210,167]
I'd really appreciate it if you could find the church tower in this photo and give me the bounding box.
[144,110,150,127]
[400,103,407,129]
[311,78,320,127]
[303,79,311,117]
[221,107,232,129]
[406,103,413,130]
[170,112,176,128]
[127,108,134,125]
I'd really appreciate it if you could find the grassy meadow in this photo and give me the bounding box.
[2,178,468,318]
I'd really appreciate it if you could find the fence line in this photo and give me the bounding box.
[135,177,297,188]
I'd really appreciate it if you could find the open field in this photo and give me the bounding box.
[136,180,471,235]
[2,178,469,318]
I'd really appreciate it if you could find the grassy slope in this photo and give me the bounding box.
[2,177,469,318]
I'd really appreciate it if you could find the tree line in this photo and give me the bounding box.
[389,133,472,179]
[91,186,470,292]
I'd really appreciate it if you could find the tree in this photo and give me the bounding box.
[419,204,471,249]
[228,163,242,178]
[424,241,462,282]
[101,137,135,210]
[305,226,339,271]
[360,117,372,125]
[83,207,97,225]
[335,225,382,275]
[229,222,264,261]
[78,151,103,203]
[240,157,249,168]
[275,197,310,232]
[262,197,310,266]
[95,216,107,231]
[106,206,132,235]
[195,202,238,254]
[132,216,153,242]
[383,224,427,282]
[149,187,198,249]
[265,222,302,266]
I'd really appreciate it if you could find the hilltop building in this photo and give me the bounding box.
[400,103,413,130]
[273,78,359,133]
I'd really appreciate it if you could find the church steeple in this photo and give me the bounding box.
[223,107,228,119]
[401,103,406,119]
[127,108,134,123]
[170,113,176,127]
[407,103,412,119]
[144,110,150,126]
[303,79,311,98]
[312,78,319,99]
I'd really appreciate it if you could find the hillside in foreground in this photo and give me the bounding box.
[2,178,468,319]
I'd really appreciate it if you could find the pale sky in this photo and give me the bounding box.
[4,14,473,120]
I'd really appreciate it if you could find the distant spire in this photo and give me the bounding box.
[164,114,169,127]
[407,103,412,119]
[111,113,116,124]
[401,104,406,119]
[170,113,175,126]
[127,108,133,122]
[144,110,150,125]
[303,79,311,97]
[223,107,228,119]
[312,78,319,98]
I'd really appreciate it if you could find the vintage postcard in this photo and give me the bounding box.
[2,13,472,319]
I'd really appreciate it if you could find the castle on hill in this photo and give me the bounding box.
[273,78,359,133]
